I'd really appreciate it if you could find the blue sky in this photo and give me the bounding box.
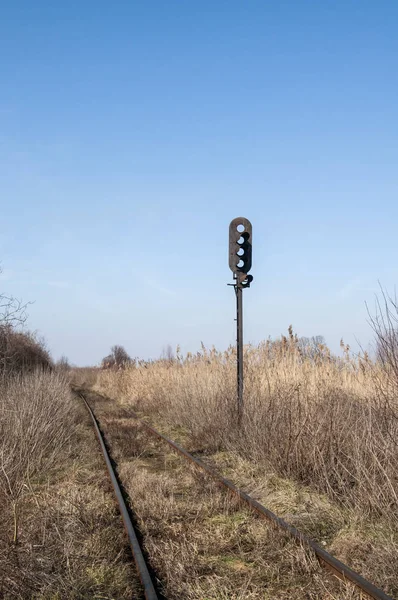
[1,1,397,365]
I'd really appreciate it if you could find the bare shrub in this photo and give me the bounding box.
[112,344,131,367]
[367,287,398,405]
[0,325,52,378]
[56,354,71,371]
[101,345,131,370]
[0,269,52,378]
[161,344,175,363]
[0,371,73,544]
[0,280,28,328]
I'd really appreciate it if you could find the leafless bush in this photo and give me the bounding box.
[0,271,51,377]
[0,325,52,378]
[367,287,398,395]
[101,345,131,369]
[161,344,175,363]
[56,355,71,371]
[297,334,327,361]
[0,286,28,329]
[0,371,73,544]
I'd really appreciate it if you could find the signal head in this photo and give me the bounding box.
[229,217,252,275]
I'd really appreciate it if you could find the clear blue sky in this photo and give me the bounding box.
[1,1,397,365]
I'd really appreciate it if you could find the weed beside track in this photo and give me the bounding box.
[0,373,138,599]
[89,391,367,600]
[93,334,398,598]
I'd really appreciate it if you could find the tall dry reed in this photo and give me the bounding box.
[96,331,398,522]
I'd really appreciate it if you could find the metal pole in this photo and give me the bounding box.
[236,283,243,421]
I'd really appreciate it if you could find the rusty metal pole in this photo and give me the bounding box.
[236,283,243,421]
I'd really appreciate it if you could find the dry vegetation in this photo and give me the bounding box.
[0,371,138,598]
[90,394,360,599]
[0,325,52,377]
[0,272,142,598]
[94,321,398,598]
[0,278,52,380]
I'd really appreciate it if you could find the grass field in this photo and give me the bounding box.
[0,371,138,599]
[93,330,398,598]
[89,390,362,599]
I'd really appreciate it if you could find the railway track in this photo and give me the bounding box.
[79,389,393,600]
[77,391,160,600]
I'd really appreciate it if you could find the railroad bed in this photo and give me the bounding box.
[78,389,394,600]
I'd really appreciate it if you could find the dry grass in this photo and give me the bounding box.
[94,332,398,597]
[71,366,99,389]
[0,371,138,599]
[91,398,360,599]
[95,334,398,515]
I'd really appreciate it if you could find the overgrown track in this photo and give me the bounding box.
[128,410,393,600]
[80,390,393,600]
[77,392,159,600]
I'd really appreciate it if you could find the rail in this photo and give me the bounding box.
[128,408,393,600]
[78,392,159,600]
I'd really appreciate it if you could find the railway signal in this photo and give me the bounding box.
[228,217,253,422]
[229,217,253,280]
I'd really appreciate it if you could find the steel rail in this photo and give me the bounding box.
[78,393,159,600]
[130,410,393,600]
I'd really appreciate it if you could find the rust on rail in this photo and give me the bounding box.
[130,410,393,600]
[78,393,159,600]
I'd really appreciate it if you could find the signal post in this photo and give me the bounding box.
[228,217,253,423]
